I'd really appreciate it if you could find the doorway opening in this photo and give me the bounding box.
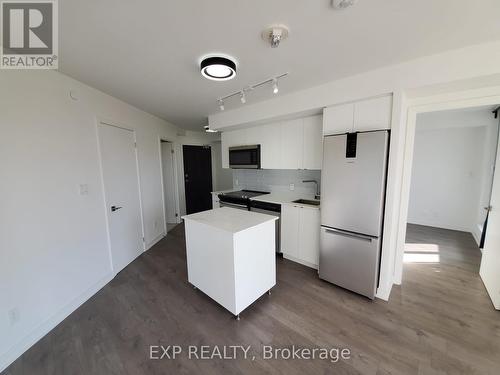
[182,145,213,215]
[403,105,499,306]
[160,140,179,233]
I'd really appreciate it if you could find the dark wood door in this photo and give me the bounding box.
[183,145,213,214]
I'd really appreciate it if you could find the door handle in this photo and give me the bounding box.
[323,228,373,242]
[484,205,493,212]
[111,205,122,212]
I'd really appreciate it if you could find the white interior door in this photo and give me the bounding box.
[480,135,500,310]
[161,142,177,223]
[98,123,144,274]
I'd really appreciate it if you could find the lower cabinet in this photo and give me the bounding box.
[281,204,320,269]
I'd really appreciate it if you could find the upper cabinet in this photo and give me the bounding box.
[323,95,393,136]
[280,118,303,170]
[302,115,323,170]
[323,102,354,134]
[354,95,393,132]
[221,114,323,170]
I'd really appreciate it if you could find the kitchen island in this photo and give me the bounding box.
[182,207,277,318]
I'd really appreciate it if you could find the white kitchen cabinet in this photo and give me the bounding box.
[244,126,261,145]
[354,95,392,131]
[323,103,354,135]
[281,204,300,258]
[221,115,323,170]
[221,130,238,169]
[302,115,323,170]
[323,95,393,136]
[298,206,321,266]
[280,119,303,170]
[260,122,282,170]
[183,208,277,316]
[281,204,320,269]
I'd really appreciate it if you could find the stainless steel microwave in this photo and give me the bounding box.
[229,145,261,169]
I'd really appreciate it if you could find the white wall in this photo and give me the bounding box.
[408,109,498,242]
[0,70,208,372]
[408,125,486,233]
[477,119,499,240]
[161,142,177,224]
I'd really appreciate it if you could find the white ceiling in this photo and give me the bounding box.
[417,106,498,131]
[59,0,500,130]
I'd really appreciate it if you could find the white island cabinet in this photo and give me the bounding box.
[182,207,277,318]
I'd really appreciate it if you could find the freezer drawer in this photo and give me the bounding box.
[319,227,380,299]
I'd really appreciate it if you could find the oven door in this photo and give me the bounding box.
[229,145,261,169]
[219,201,248,210]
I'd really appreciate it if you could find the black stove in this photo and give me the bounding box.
[218,189,270,208]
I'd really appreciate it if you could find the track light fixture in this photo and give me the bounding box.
[204,125,218,133]
[218,99,225,111]
[216,72,288,111]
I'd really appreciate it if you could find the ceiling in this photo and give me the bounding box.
[417,106,498,131]
[59,0,500,130]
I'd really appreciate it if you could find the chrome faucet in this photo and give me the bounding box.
[302,180,320,200]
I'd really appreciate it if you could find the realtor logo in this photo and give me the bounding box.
[1,0,58,69]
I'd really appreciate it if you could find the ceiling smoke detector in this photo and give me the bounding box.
[332,0,357,9]
[261,24,289,48]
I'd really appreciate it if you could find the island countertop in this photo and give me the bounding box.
[182,207,278,234]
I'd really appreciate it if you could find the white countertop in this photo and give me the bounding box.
[249,192,320,209]
[182,207,278,234]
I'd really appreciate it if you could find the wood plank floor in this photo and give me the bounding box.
[3,224,500,375]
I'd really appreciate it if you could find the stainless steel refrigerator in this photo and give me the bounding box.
[319,130,389,299]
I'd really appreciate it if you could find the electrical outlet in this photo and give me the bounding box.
[289,183,295,191]
[8,308,20,326]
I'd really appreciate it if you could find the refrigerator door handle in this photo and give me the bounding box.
[323,227,373,242]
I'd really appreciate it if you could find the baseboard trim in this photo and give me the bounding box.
[406,220,472,233]
[0,273,114,373]
[376,282,393,301]
[145,232,165,251]
[282,254,318,270]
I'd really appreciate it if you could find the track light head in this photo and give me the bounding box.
[218,99,224,111]
[272,78,279,94]
[240,91,246,104]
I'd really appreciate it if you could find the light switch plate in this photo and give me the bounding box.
[8,308,20,326]
[289,183,295,191]
[79,184,89,195]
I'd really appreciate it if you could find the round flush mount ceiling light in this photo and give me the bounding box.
[200,56,237,81]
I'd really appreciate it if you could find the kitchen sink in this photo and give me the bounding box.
[292,199,320,206]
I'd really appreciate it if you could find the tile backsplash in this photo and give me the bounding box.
[233,169,321,196]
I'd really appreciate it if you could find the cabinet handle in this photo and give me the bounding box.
[324,228,373,242]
